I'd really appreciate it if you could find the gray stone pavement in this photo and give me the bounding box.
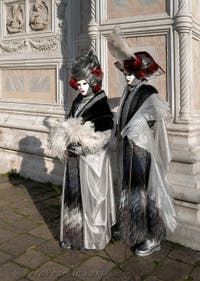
[0,174,200,281]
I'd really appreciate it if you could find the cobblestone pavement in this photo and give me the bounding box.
[0,174,200,281]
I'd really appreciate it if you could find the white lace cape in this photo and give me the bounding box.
[121,93,177,233]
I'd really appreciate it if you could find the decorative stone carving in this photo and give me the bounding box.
[6,4,24,34]
[0,40,27,54]
[174,0,193,121]
[88,0,98,49]
[30,0,49,31]
[29,36,60,51]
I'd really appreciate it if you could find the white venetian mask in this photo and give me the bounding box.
[124,73,136,85]
[77,79,91,96]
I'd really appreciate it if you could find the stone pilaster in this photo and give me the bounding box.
[88,0,98,50]
[175,0,193,122]
[167,0,200,250]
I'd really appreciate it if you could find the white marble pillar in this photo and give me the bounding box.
[175,0,193,122]
[88,0,98,50]
[167,0,200,251]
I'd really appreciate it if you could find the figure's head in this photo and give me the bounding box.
[124,72,136,85]
[77,79,92,96]
[69,49,103,94]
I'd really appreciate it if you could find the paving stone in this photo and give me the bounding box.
[1,176,200,281]
[0,251,12,264]
[102,268,139,281]
[0,228,17,243]
[121,256,156,277]
[145,276,164,281]
[102,241,132,263]
[36,239,64,257]
[42,197,60,208]
[30,192,57,203]
[0,199,9,208]
[37,218,59,236]
[9,218,42,233]
[29,224,54,240]
[0,181,16,190]
[0,175,10,184]
[23,182,53,195]
[0,204,11,214]
[0,234,44,256]
[150,241,174,261]
[15,206,41,217]
[27,261,69,281]
[80,249,99,256]
[169,246,200,265]
[9,199,35,210]
[14,249,50,269]
[73,256,115,281]
[153,258,192,281]
[35,207,59,222]
[53,249,88,268]
[0,210,25,224]
[0,261,28,281]
[57,274,79,281]
[191,266,200,281]
[0,189,27,203]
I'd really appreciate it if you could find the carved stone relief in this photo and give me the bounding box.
[29,36,60,51]
[0,36,60,54]
[6,3,25,34]
[30,0,49,31]
[0,40,27,54]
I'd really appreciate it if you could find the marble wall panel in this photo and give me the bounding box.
[1,68,56,103]
[192,0,200,23]
[107,34,167,100]
[107,0,166,19]
[192,38,200,111]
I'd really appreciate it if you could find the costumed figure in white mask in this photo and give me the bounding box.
[48,49,116,250]
[108,27,176,256]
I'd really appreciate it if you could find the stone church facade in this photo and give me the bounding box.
[0,0,200,250]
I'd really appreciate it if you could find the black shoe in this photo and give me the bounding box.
[112,230,120,240]
[135,239,161,257]
[60,241,71,249]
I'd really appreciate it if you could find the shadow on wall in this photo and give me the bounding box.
[18,136,47,181]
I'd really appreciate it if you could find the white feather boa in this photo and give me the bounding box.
[48,117,108,160]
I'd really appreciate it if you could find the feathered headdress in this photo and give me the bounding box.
[69,49,103,93]
[108,26,164,80]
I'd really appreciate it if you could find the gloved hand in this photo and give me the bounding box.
[67,143,88,156]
